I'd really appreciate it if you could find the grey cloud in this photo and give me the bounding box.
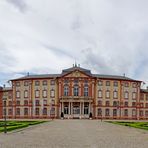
[6,0,27,12]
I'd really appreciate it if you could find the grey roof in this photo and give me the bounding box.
[93,74,136,81]
[62,66,91,76]
[141,89,148,93]
[3,87,12,91]
[10,66,141,82]
[11,74,60,81]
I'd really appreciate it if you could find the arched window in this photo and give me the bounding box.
[16,108,20,115]
[106,90,110,98]
[105,109,110,116]
[84,85,88,96]
[98,100,102,106]
[74,85,79,96]
[124,109,128,116]
[43,108,47,115]
[98,90,102,98]
[124,91,129,99]
[24,90,28,98]
[113,109,117,116]
[113,90,118,99]
[113,101,117,107]
[106,101,110,106]
[98,108,102,116]
[64,85,69,96]
[24,108,28,115]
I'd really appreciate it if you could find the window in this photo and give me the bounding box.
[84,85,88,97]
[50,80,55,85]
[113,101,118,107]
[98,80,103,86]
[43,100,47,105]
[35,90,40,98]
[132,92,136,99]
[16,91,20,98]
[139,110,143,116]
[124,101,128,107]
[84,103,89,114]
[124,91,129,99]
[114,81,118,87]
[3,101,6,106]
[113,90,118,99]
[50,89,55,97]
[98,90,102,98]
[35,81,40,86]
[43,108,47,115]
[106,90,110,98]
[24,90,28,98]
[106,81,110,86]
[140,94,144,100]
[16,100,20,106]
[43,90,47,98]
[125,82,129,87]
[8,109,12,115]
[145,111,148,117]
[145,103,148,108]
[132,109,136,116]
[16,108,20,115]
[24,100,28,106]
[98,100,102,106]
[98,108,102,116]
[64,85,69,96]
[113,109,117,116]
[16,82,20,87]
[74,79,78,84]
[106,101,110,107]
[64,79,69,84]
[24,81,28,86]
[35,108,39,115]
[35,100,40,106]
[24,108,28,115]
[132,83,136,88]
[43,80,47,86]
[64,106,69,114]
[74,85,79,96]
[124,109,128,116]
[105,109,110,116]
[132,102,136,107]
[8,101,12,106]
[146,94,148,101]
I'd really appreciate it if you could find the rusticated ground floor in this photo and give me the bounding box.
[0,120,148,148]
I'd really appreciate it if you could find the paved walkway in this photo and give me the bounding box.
[0,120,148,148]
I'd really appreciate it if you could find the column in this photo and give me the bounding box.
[69,102,70,115]
[89,102,91,113]
[71,102,73,115]
[62,102,64,113]
[82,102,84,115]
[80,102,81,115]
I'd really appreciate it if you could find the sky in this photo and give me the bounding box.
[0,0,148,87]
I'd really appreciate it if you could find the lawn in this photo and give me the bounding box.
[0,121,47,132]
[107,121,148,130]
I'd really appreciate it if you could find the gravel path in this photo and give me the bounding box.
[0,120,148,148]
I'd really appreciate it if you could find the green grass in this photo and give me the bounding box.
[0,121,47,132]
[106,121,148,130]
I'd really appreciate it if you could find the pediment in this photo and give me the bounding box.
[64,70,90,78]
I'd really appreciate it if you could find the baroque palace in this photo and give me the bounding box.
[0,64,148,120]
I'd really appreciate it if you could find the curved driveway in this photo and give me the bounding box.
[0,120,148,148]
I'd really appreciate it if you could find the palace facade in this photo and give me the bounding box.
[0,65,148,120]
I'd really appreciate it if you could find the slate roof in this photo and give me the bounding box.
[10,66,141,82]
[140,89,148,93]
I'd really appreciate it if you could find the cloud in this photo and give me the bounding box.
[6,0,27,12]
[0,0,148,87]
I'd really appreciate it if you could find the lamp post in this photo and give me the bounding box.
[3,85,7,134]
